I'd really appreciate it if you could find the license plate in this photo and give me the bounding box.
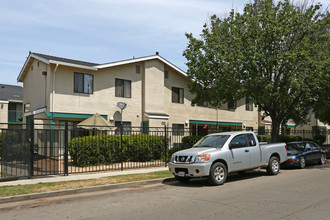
[178,171,185,177]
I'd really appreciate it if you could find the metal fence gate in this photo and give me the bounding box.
[1,123,329,180]
[1,124,172,180]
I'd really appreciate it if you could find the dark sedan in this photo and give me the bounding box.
[283,141,327,169]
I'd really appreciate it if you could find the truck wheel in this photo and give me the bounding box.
[175,176,190,183]
[208,162,227,186]
[267,156,280,175]
[319,154,326,165]
[298,156,306,169]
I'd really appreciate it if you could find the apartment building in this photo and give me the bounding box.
[0,84,23,129]
[17,52,259,134]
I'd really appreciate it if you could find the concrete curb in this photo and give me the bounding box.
[0,177,176,204]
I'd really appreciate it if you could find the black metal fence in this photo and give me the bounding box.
[0,123,329,180]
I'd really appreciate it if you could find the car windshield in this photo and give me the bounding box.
[193,135,230,148]
[287,143,305,151]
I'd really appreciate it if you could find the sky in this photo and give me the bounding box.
[0,0,328,86]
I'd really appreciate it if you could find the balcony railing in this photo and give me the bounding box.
[8,110,23,124]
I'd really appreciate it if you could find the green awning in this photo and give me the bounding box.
[45,112,107,120]
[189,120,242,126]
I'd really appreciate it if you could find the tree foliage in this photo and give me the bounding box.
[314,69,330,124]
[183,0,329,142]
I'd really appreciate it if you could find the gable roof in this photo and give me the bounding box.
[0,84,23,102]
[32,52,99,67]
[18,52,187,82]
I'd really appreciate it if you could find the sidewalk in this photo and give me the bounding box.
[0,167,169,187]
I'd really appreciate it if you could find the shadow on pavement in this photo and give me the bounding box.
[281,161,330,170]
[162,169,268,187]
[163,162,330,187]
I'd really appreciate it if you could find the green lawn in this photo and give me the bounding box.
[0,170,173,197]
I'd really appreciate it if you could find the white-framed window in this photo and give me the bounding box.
[164,70,169,79]
[115,78,131,98]
[172,87,184,104]
[228,100,237,110]
[74,72,93,94]
[246,98,253,111]
[136,65,140,74]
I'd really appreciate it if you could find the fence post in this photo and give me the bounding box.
[120,125,123,171]
[164,125,168,167]
[64,122,69,176]
[303,129,305,139]
[28,119,34,178]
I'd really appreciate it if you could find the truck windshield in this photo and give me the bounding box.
[193,135,230,148]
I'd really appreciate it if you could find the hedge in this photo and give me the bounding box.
[0,131,31,163]
[182,135,202,149]
[313,134,326,146]
[68,134,166,167]
[161,136,202,162]
[256,134,324,144]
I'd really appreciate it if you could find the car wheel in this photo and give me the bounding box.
[298,156,306,169]
[208,162,227,186]
[175,176,190,183]
[319,154,326,165]
[267,156,280,175]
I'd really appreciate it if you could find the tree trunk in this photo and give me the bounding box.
[270,118,281,143]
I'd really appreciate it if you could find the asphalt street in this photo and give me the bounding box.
[1,163,330,220]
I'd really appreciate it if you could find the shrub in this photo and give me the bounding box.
[182,136,202,149]
[313,134,326,146]
[68,134,166,167]
[163,146,181,163]
[257,135,271,143]
[278,135,303,143]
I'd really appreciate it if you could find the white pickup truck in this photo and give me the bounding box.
[168,131,287,185]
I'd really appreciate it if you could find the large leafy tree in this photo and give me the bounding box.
[183,0,329,142]
[314,72,330,125]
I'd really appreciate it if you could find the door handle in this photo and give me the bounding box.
[245,149,249,152]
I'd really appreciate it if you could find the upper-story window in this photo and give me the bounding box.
[197,101,208,107]
[74,73,93,94]
[164,70,169,79]
[228,100,237,110]
[246,97,253,111]
[136,65,140,74]
[172,87,184,104]
[115,78,131,98]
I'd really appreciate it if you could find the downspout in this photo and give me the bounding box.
[50,64,58,156]
[52,64,59,125]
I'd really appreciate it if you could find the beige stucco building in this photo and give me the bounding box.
[17,52,259,134]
